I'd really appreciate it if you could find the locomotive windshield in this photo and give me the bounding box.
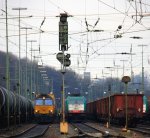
[45,99,53,105]
[68,98,84,104]
[35,99,43,105]
[35,98,53,105]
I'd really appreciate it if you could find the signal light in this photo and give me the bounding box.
[56,52,71,67]
[59,13,68,51]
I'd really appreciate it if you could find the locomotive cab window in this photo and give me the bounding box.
[45,99,53,105]
[35,99,43,105]
[68,98,83,104]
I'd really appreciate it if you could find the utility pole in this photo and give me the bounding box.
[108,84,111,128]
[32,50,39,93]
[120,60,128,77]
[102,70,105,96]
[102,71,109,97]
[105,67,113,94]
[21,27,32,122]
[114,65,120,92]
[34,56,42,93]
[5,0,10,129]
[62,48,65,124]
[12,7,27,125]
[138,44,147,93]
[120,60,128,93]
[130,44,134,90]
[27,40,37,100]
[104,66,114,128]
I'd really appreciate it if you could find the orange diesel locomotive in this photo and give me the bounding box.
[34,93,56,123]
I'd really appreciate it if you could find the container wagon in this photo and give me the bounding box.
[87,93,143,127]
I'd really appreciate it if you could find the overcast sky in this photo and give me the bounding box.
[0,0,150,78]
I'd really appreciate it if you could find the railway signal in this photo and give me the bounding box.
[57,13,72,134]
[59,13,68,51]
[122,76,131,84]
[56,52,71,67]
[122,76,131,131]
[64,54,71,67]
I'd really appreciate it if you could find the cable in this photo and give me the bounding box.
[97,0,148,30]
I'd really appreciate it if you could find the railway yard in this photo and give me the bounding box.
[0,121,150,138]
[1,0,150,138]
[0,86,150,138]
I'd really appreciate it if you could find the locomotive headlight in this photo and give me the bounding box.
[49,110,53,113]
[35,110,38,113]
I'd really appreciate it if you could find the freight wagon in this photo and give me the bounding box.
[0,86,33,128]
[34,93,56,123]
[87,93,143,127]
[66,94,86,122]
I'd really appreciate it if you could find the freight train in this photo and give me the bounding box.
[0,86,33,128]
[87,93,144,127]
[34,93,56,123]
[65,94,86,122]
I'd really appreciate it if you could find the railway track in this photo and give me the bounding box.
[11,124,49,138]
[72,123,124,138]
[107,122,150,137]
[72,123,102,138]
[130,125,150,136]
